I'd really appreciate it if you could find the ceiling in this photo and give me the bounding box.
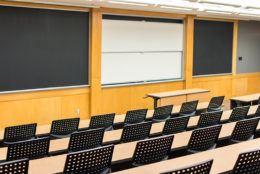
[6,0,260,21]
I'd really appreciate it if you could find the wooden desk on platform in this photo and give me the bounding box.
[113,136,260,174]
[2,105,255,174]
[147,88,210,108]
[230,93,260,109]
[0,102,210,139]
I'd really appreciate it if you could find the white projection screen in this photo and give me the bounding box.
[101,15,184,85]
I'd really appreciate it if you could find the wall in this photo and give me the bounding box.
[0,1,259,130]
[237,21,260,74]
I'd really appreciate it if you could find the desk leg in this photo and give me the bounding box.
[230,100,237,109]
[153,98,159,108]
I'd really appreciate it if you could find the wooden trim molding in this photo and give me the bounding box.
[100,7,186,18]
[0,0,90,11]
[90,8,103,115]
[232,21,238,76]
[0,87,90,102]
[184,15,195,89]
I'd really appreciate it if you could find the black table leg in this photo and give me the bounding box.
[153,98,159,108]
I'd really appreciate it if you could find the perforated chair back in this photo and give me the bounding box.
[161,159,213,174]
[198,111,223,128]
[50,118,79,138]
[207,96,224,112]
[187,125,222,153]
[229,106,250,122]
[162,116,190,135]
[89,113,115,131]
[232,148,260,174]
[230,117,259,143]
[68,128,105,152]
[0,158,29,174]
[152,105,173,122]
[179,100,198,116]
[120,122,152,143]
[124,108,148,125]
[4,123,37,143]
[255,104,260,117]
[7,137,50,161]
[63,145,114,174]
[132,135,174,166]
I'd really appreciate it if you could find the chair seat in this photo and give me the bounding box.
[50,133,72,139]
[179,111,196,117]
[230,135,254,143]
[207,106,222,112]
[152,116,171,123]
[187,144,216,154]
[104,125,114,131]
[132,155,169,167]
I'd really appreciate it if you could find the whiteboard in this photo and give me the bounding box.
[101,17,184,85]
[101,52,182,84]
[102,19,184,52]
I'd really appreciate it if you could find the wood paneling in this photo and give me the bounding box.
[100,81,184,115]
[0,0,90,11]
[90,9,103,116]
[187,93,210,102]
[0,5,259,131]
[160,95,186,106]
[0,88,90,129]
[184,15,195,89]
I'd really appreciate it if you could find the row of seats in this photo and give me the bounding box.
[162,146,260,174]
[2,104,260,161]
[0,96,226,145]
[1,115,259,173]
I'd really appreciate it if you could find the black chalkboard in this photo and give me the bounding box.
[0,6,89,92]
[193,20,233,76]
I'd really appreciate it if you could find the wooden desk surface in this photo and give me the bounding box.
[147,88,210,98]
[4,105,254,174]
[0,102,210,139]
[230,93,260,102]
[0,105,257,161]
[113,136,260,174]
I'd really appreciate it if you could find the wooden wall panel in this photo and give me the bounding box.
[0,88,90,130]
[192,75,233,99]
[100,81,184,115]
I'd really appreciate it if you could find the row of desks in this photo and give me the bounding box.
[230,93,260,109]
[114,135,260,174]
[0,102,210,139]
[4,105,258,174]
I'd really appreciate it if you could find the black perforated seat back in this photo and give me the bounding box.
[124,108,148,124]
[63,145,114,174]
[161,159,213,174]
[162,116,190,135]
[229,106,250,122]
[121,122,152,143]
[89,113,115,130]
[50,118,79,136]
[188,125,222,152]
[68,128,105,152]
[198,111,223,128]
[7,137,50,161]
[4,123,37,143]
[132,135,174,165]
[233,148,260,174]
[153,105,173,120]
[231,118,259,142]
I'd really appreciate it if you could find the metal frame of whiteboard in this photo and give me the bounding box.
[101,14,185,87]
[0,9,91,94]
[0,85,90,95]
[101,78,184,88]
[193,73,232,78]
